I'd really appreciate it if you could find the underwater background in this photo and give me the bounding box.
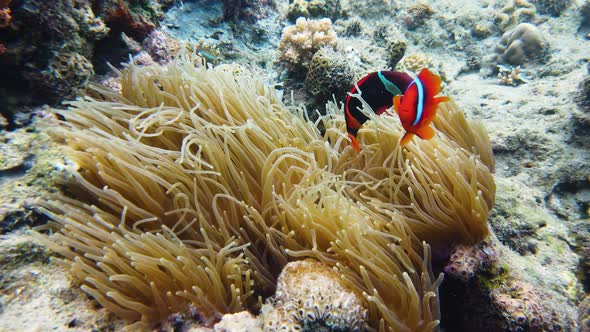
[0,0,589,331]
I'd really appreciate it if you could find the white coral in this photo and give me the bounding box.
[278,17,337,74]
[261,259,367,332]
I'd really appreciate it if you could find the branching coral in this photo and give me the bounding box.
[497,65,528,86]
[36,55,495,331]
[278,17,337,76]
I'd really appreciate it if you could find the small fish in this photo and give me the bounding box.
[345,71,413,152]
[393,68,449,146]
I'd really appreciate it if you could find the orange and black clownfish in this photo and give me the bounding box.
[344,68,449,151]
[345,70,413,152]
[393,68,450,146]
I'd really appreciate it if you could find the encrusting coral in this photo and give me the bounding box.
[35,54,495,331]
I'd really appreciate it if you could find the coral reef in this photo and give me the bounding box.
[0,0,109,109]
[304,47,355,103]
[286,0,342,21]
[36,56,494,330]
[582,0,590,28]
[339,16,364,37]
[385,37,407,69]
[472,22,493,38]
[0,235,127,331]
[488,179,548,255]
[0,0,10,29]
[279,17,337,76]
[572,221,590,289]
[44,52,95,101]
[0,0,11,55]
[497,65,528,86]
[215,311,262,332]
[495,0,537,32]
[93,0,169,40]
[494,23,546,66]
[221,0,276,23]
[402,1,434,30]
[444,242,497,282]
[260,260,367,331]
[576,75,590,113]
[0,0,177,118]
[141,29,182,64]
[535,0,571,16]
[401,53,434,74]
[580,294,590,332]
[440,237,574,331]
[491,279,564,331]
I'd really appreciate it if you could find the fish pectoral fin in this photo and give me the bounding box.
[393,95,401,114]
[400,132,415,146]
[415,126,435,140]
[348,133,362,152]
[435,96,451,104]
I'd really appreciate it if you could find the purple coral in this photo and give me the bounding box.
[141,30,181,64]
[492,280,563,330]
[444,242,497,282]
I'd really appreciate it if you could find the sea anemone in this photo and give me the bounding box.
[36,55,494,331]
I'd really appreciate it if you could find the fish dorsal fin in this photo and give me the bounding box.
[417,68,443,96]
[378,71,403,96]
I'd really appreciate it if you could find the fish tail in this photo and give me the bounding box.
[348,133,362,152]
[400,132,415,146]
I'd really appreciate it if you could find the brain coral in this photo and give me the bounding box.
[36,54,494,331]
[494,23,546,66]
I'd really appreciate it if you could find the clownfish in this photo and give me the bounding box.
[345,71,413,152]
[344,68,449,151]
[393,68,450,146]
